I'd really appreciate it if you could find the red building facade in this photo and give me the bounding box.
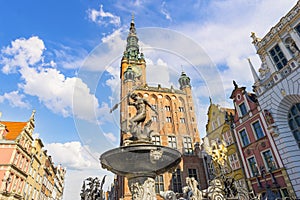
[230,81,294,198]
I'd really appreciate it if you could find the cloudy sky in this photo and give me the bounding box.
[0,0,298,199]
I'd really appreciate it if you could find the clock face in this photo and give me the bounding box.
[131,65,142,77]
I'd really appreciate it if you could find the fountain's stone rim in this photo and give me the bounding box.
[100,143,182,178]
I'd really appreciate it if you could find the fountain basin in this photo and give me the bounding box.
[100,143,182,178]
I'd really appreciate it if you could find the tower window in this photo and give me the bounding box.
[168,136,177,149]
[155,175,164,193]
[288,103,300,148]
[152,116,158,122]
[269,44,288,70]
[183,136,193,155]
[166,117,172,123]
[180,118,185,123]
[172,169,182,193]
[188,169,198,181]
[165,106,171,111]
[152,135,161,145]
[179,107,184,112]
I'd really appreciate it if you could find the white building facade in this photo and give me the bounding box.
[250,1,300,198]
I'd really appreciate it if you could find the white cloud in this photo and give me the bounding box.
[147,58,172,87]
[161,2,172,21]
[1,36,45,74]
[0,36,111,122]
[0,91,29,108]
[175,0,298,98]
[88,4,121,27]
[45,141,99,170]
[103,132,117,143]
[45,141,115,200]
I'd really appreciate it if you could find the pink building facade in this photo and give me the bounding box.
[230,81,295,198]
[0,114,34,198]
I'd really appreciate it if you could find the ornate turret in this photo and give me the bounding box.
[124,66,135,81]
[178,71,191,90]
[124,14,140,61]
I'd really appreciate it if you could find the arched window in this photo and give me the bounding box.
[288,103,300,148]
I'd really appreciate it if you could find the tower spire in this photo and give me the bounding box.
[247,58,259,82]
[124,13,140,61]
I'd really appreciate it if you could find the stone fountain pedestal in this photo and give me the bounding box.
[100,141,182,200]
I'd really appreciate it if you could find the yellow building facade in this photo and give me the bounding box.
[205,101,247,188]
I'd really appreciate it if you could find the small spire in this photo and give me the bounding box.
[248,58,259,82]
[233,80,238,89]
[131,13,135,24]
[209,97,212,104]
[30,110,36,121]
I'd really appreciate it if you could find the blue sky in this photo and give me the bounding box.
[0,0,298,199]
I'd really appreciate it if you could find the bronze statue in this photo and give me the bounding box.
[127,93,158,141]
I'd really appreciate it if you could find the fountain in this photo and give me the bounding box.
[100,93,182,199]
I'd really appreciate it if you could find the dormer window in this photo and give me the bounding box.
[269,44,288,70]
[239,103,247,116]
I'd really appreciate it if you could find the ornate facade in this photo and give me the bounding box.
[117,17,208,199]
[204,100,247,190]
[250,1,300,198]
[0,111,66,199]
[230,82,295,198]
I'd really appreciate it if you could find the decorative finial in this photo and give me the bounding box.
[233,80,238,89]
[209,97,212,104]
[131,12,135,23]
[30,110,36,121]
[250,32,261,44]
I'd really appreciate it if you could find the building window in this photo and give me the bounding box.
[262,150,276,171]
[252,121,264,139]
[165,106,171,111]
[269,44,288,70]
[180,118,185,123]
[152,116,158,122]
[183,136,193,155]
[222,130,233,146]
[172,169,182,193]
[239,129,250,146]
[288,103,300,148]
[239,103,247,116]
[248,157,258,176]
[228,153,240,170]
[155,175,164,193]
[179,107,184,112]
[188,168,198,181]
[152,135,161,145]
[166,117,172,123]
[295,24,300,36]
[168,136,177,149]
[152,104,157,110]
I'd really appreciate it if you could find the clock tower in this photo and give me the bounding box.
[117,16,208,200]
